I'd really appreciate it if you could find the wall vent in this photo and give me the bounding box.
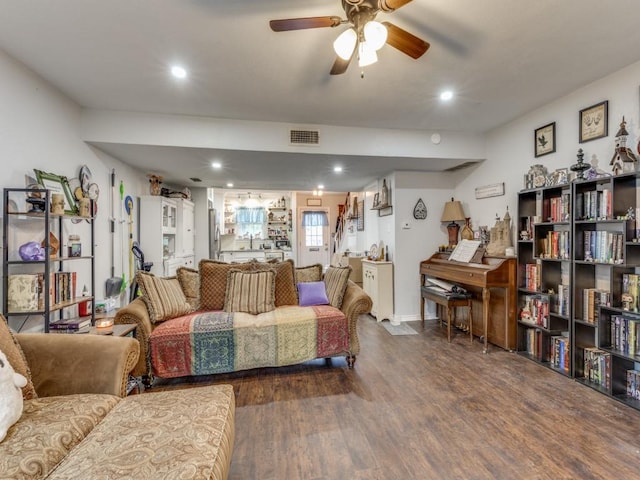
[289,129,320,146]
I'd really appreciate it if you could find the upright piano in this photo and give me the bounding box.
[420,252,516,351]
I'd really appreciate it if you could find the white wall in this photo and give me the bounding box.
[455,60,640,237]
[0,50,148,331]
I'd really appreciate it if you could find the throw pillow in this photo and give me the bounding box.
[251,259,298,306]
[0,349,27,442]
[295,263,323,284]
[323,265,352,309]
[224,269,276,315]
[297,281,330,307]
[199,260,254,311]
[0,316,36,400]
[176,267,200,310]
[136,272,194,323]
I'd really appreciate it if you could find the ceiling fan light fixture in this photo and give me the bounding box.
[358,41,378,67]
[333,28,357,60]
[364,21,387,50]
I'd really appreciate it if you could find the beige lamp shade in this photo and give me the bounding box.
[440,199,465,223]
[441,198,466,246]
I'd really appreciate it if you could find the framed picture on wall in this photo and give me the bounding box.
[579,100,608,143]
[534,122,556,157]
[307,198,322,206]
[357,201,364,231]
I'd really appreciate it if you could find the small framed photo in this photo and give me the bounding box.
[534,122,556,157]
[373,193,380,207]
[579,100,608,143]
[306,198,322,206]
[34,169,78,215]
[553,168,569,185]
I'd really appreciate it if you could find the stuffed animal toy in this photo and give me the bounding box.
[0,349,27,442]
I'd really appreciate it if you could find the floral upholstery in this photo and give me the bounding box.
[0,394,119,480]
[46,386,235,480]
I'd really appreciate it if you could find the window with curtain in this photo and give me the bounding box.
[236,207,266,237]
[301,211,328,247]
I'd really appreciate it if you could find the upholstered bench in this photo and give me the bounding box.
[46,385,235,480]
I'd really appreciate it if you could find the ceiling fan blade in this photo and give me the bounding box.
[330,43,356,75]
[379,0,414,12]
[382,21,430,59]
[269,16,342,32]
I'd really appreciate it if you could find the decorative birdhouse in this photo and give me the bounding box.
[610,117,637,175]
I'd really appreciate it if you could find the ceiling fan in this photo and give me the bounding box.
[269,0,430,75]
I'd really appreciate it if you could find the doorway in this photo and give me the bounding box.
[298,208,331,268]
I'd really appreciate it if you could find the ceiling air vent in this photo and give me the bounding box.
[289,129,320,146]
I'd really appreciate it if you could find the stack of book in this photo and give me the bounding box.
[49,317,91,333]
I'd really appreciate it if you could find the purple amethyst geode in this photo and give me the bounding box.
[19,241,45,261]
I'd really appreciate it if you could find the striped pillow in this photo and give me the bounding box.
[224,269,276,315]
[137,272,194,323]
[323,265,352,309]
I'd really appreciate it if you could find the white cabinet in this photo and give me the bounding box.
[140,196,197,277]
[362,260,393,322]
[175,199,195,257]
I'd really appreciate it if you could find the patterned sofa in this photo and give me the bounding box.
[115,259,372,382]
[0,318,236,480]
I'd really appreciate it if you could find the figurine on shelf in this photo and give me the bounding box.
[570,149,591,180]
[485,208,512,256]
[610,117,637,175]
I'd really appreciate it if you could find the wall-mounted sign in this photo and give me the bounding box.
[475,182,505,200]
[413,198,427,219]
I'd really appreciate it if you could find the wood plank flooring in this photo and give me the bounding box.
[150,317,640,479]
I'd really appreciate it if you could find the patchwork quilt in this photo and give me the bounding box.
[150,305,350,378]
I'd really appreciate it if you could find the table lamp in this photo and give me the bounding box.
[441,198,466,246]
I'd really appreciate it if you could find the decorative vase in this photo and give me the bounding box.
[461,217,474,241]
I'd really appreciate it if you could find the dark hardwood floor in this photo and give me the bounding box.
[151,317,640,479]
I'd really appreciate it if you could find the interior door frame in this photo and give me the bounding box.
[296,206,331,268]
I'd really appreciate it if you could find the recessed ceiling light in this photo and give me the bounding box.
[171,65,187,79]
[440,90,454,101]
[318,184,324,189]
[333,166,343,173]
[211,161,222,169]
[226,182,234,188]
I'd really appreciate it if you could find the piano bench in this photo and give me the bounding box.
[420,287,473,344]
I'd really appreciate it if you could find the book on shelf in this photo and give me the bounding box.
[7,274,39,313]
[627,370,640,400]
[550,335,570,373]
[622,274,640,312]
[49,316,91,331]
[610,315,640,355]
[583,347,611,389]
[582,288,609,324]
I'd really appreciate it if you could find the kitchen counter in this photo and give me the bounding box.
[218,249,293,263]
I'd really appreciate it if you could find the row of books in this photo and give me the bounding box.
[582,288,610,324]
[550,335,570,373]
[582,230,624,264]
[626,370,640,400]
[610,314,640,356]
[522,328,570,372]
[583,347,611,389]
[621,273,640,313]
[6,272,77,313]
[538,230,570,259]
[542,193,571,223]
[575,189,612,221]
[521,262,540,291]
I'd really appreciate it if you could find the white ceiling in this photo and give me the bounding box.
[2,0,640,192]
